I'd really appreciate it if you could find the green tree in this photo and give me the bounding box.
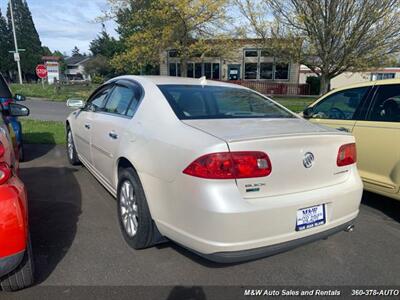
[53,50,64,57]
[84,55,113,80]
[108,0,231,75]
[0,9,13,76]
[7,0,43,80]
[72,46,81,57]
[41,46,52,56]
[236,0,400,93]
[90,24,120,58]
[52,50,67,73]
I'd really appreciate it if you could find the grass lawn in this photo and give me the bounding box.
[271,96,318,113]
[11,83,98,102]
[21,119,65,145]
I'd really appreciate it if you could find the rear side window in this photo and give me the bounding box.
[312,87,369,120]
[104,85,135,115]
[368,84,400,122]
[158,85,294,120]
[126,85,142,117]
[0,75,12,98]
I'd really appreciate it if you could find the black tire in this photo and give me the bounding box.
[66,127,80,166]
[117,168,157,249]
[18,143,24,162]
[0,236,34,292]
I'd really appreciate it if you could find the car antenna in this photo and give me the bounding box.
[199,76,207,87]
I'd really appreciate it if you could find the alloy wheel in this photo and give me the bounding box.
[67,131,74,160]
[119,180,139,237]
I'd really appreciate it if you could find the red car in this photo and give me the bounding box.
[0,102,33,291]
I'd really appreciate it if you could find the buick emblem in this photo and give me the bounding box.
[303,152,315,169]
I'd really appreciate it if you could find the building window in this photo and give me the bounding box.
[169,63,177,76]
[169,63,181,77]
[204,63,212,79]
[260,63,273,79]
[243,62,290,81]
[212,63,220,80]
[186,62,220,79]
[275,63,289,80]
[245,63,258,79]
[261,49,272,57]
[371,73,395,81]
[187,63,194,78]
[245,50,258,57]
[195,63,203,78]
[168,50,178,57]
[242,48,291,81]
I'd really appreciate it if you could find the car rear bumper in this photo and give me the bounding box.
[153,168,363,259]
[196,220,355,263]
[0,251,24,278]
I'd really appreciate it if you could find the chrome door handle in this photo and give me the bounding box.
[337,127,350,132]
[109,131,118,139]
[84,124,91,129]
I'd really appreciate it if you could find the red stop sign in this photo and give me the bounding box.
[36,65,48,79]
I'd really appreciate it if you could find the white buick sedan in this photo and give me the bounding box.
[66,76,363,263]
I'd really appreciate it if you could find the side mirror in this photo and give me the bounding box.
[303,107,314,119]
[8,103,30,117]
[14,94,26,102]
[67,99,85,109]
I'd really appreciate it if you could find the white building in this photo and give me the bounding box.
[160,39,301,84]
[42,56,62,84]
[300,65,400,90]
[65,56,92,81]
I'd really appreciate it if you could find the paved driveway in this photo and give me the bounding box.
[24,99,73,122]
[7,145,400,299]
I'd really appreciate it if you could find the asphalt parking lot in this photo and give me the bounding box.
[24,99,72,121]
[5,144,400,298]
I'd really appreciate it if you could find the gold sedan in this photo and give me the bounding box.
[303,79,400,201]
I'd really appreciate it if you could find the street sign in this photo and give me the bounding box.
[13,52,20,62]
[36,64,48,79]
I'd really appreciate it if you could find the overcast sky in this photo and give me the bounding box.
[0,0,117,55]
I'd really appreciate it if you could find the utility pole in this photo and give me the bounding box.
[9,0,23,84]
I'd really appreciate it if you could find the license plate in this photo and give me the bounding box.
[296,204,326,231]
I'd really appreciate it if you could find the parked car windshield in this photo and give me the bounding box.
[158,85,295,120]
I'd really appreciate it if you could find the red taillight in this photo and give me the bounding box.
[0,143,11,184]
[337,143,357,167]
[183,151,272,179]
[0,163,11,185]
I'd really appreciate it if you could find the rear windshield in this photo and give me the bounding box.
[158,85,295,120]
[0,75,12,98]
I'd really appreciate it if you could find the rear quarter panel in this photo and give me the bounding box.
[114,80,229,224]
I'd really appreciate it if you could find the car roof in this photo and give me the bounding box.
[110,75,245,89]
[330,78,400,93]
[0,74,12,98]
[314,78,400,103]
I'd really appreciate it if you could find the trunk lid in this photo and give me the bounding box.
[183,118,355,198]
